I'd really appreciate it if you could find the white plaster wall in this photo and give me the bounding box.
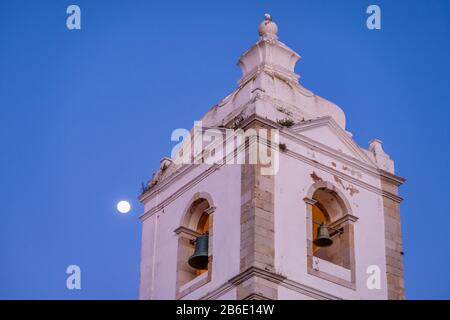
[283,124,381,190]
[140,125,390,300]
[274,142,388,299]
[140,164,242,299]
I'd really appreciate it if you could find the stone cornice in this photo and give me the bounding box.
[198,282,234,300]
[380,170,406,187]
[284,126,378,176]
[139,164,223,221]
[138,114,275,203]
[238,113,279,130]
[228,266,286,286]
[139,116,404,221]
[199,267,341,300]
[238,64,299,88]
[280,119,405,189]
[286,148,403,203]
[241,115,405,190]
[173,226,201,238]
[292,116,376,165]
[280,278,342,300]
[138,164,192,202]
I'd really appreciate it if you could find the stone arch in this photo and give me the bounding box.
[175,191,215,298]
[304,180,357,287]
[306,181,353,218]
[180,192,215,231]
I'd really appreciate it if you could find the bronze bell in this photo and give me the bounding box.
[313,223,333,247]
[188,234,209,270]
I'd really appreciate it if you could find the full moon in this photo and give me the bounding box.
[117,200,131,214]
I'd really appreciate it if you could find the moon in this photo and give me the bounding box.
[117,200,131,214]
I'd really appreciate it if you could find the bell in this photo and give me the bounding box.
[313,223,333,247]
[188,234,209,270]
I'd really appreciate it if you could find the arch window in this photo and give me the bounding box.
[305,183,358,288]
[174,194,215,298]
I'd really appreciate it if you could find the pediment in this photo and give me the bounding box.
[291,117,376,166]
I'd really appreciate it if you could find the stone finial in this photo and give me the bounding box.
[160,157,172,171]
[369,139,385,155]
[369,139,395,173]
[258,13,278,40]
[238,13,299,82]
[149,157,173,188]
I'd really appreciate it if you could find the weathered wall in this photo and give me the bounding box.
[381,179,405,299]
[139,164,241,299]
[273,128,390,299]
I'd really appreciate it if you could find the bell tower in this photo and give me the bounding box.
[138,15,405,300]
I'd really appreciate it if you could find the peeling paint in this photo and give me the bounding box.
[348,185,360,196]
[334,175,360,196]
[334,175,343,187]
[310,172,323,183]
[342,165,363,179]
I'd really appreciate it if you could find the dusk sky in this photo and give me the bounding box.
[1,0,449,299]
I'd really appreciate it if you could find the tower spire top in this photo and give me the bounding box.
[258,13,278,40]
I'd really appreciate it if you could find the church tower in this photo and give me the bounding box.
[138,15,405,300]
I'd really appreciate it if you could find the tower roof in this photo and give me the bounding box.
[201,15,347,131]
[238,14,300,86]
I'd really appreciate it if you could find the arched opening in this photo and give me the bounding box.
[310,187,352,269]
[174,195,215,297]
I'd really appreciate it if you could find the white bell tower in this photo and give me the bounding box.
[138,15,405,300]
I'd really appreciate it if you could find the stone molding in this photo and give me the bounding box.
[140,115,404,221]
[173,226,202,238]
[198,267,341,300]
[292,116,375,165]
[304,188,357,290]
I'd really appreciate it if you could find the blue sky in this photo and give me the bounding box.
[0,0,449,299]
